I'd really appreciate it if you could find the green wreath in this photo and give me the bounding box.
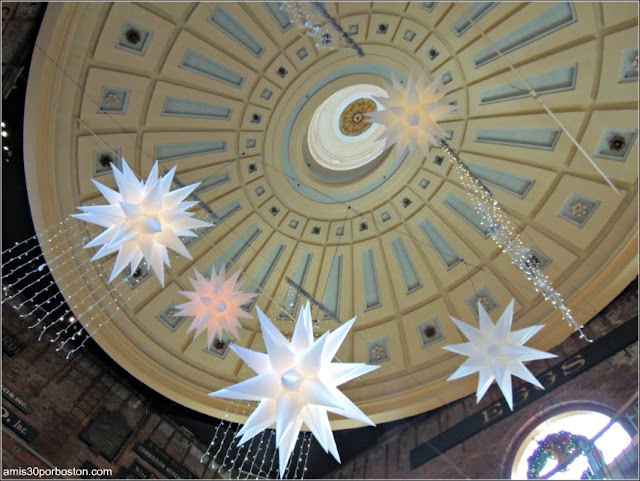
[526,431,603,479]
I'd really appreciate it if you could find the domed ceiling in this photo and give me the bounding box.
[24,2,638,428]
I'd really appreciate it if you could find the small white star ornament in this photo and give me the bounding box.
[72,159,211,286]
[209,301,380,477]
[174,267,258,347]
[366,70,458,159]
[442,299,556,410]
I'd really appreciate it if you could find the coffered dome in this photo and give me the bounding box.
[24,1,638,428]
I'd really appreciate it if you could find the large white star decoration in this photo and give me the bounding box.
[366,71,457,159]
[209,301,380,477]
[175,267,258,346]
[72,158,211,286]
[442,299,556,410]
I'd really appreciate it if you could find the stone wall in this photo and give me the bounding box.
[324,279,638,479]
[2,301,222,479]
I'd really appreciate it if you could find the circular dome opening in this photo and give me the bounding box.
[307,84,388,171]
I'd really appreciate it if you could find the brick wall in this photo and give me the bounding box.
[324,279,638,479]
[2,301,222,479]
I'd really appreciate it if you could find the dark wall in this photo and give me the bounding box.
[2,301,224,479]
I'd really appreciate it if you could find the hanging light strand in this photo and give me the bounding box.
[281,2,364,56]
[299,434,312,479]
[242,428,270,479]
[440,140,591,342]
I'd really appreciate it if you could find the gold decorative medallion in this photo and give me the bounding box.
[339,98,376,136]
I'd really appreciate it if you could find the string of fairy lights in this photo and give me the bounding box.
[1,121,13,160]
[280,2,364,57]
[440,140,591,342]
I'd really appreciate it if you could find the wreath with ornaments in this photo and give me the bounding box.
[526,430,605,479]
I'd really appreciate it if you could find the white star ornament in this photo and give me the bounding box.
[72,158,211,286]
[209,301,380,477]
[442,298,556,410]
[174,267,258,346]
[366,70,458,159]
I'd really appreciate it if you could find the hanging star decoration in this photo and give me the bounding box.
[366,70,457,159]
[174,267,258,346]
[72,158,211,286]
[442,298,556,410]
[209,301,380,477]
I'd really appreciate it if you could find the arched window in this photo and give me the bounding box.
[510,410,634,479]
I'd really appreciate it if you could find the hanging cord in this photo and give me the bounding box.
[462,10,622,196]
[74,116,121,160]
[31,44,143,159]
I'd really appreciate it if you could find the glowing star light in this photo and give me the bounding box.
[72,159,211,286]
[175,267,258,346]
[442,299,556,410]
[366,71,457,159]
[209,301,380,477]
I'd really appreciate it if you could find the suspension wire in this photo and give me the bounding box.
[461,10,621,196]
[311,204,350,322]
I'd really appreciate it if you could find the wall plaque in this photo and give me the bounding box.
[80,409,132,462]
[2,383,31,413]
[2,329,23,357]
[2,404,38,442]
[134,441,195,479]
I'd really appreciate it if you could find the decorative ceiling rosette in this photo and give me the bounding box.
[339,98,377,136]
[442,299,556,410]
[72,159,211,286]
[367,71,457,158]
[174,267,258,346]
[209,301,379,477]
